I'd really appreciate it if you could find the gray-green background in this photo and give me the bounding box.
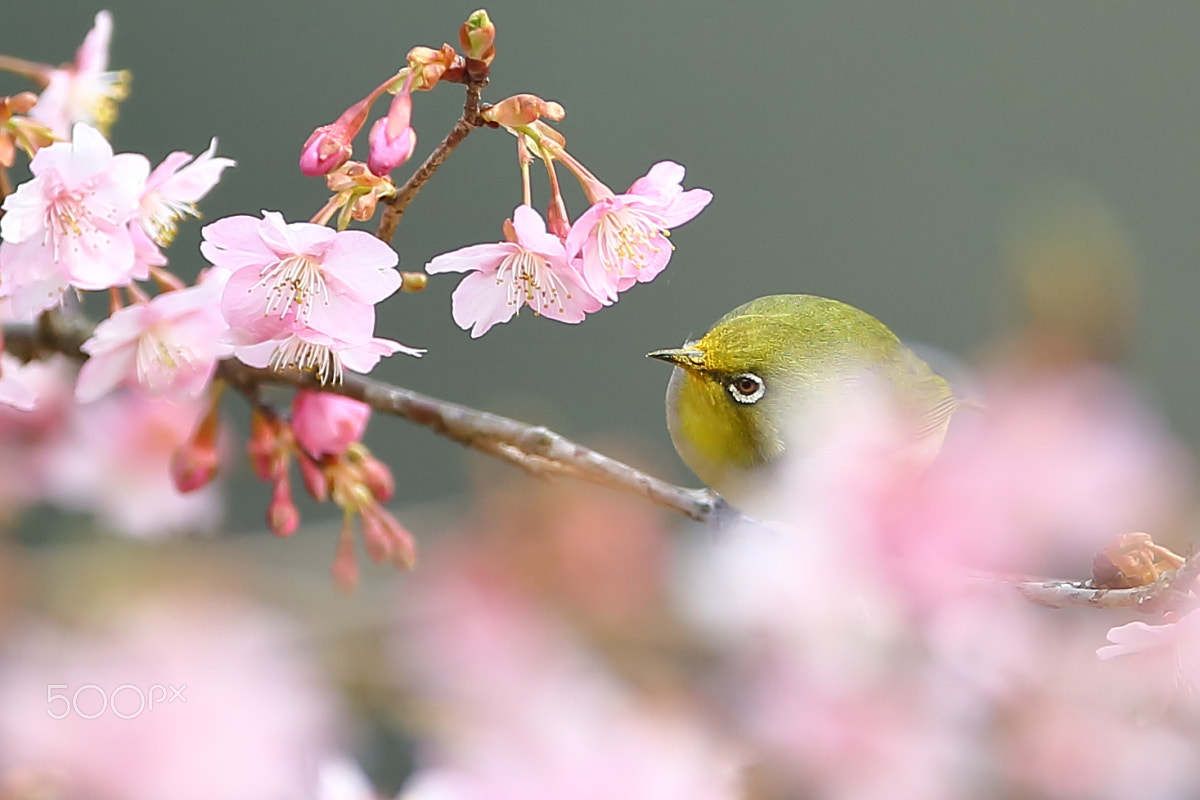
[6,2,1200,528]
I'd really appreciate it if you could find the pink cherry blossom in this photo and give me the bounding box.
[201,211,417,381]
[0,123,148,319]
[0,354,74,514]
[564,161,712,303]
[292,390,371,457]
[396,560,742,800]
[233,330,420,385]
[40,392,222,537]
[138,138,235,248]
[1098,607,1200,692]
[75,275,232,403]
[425,205,602,338]
[0,352,41,411]
[0,595,340,800]
[28,11,130,139]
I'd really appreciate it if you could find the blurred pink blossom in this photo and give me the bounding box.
[0,123,149,319]
[1098,607,1200,693]
[0,596,340,800]
[425,205,602,338]
[28,11,129,138]
[678,364,1200,797]
[0,352,43,411]
[396,562,741,799]
[0,354,74,515]
[41,392,222,537]
[75,275,232,403]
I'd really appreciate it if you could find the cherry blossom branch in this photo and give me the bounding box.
[215,357,727,523]
[2,312,727,524]
[374,79,488,244]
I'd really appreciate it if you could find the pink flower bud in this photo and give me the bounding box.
[380,508,417,570]
[267,476,300,538]
[170,393,222,493]
[332,521,360,594]
[296,452,329,503]
[359,454,395,502]
[359,507,393,564]
[366,82,417,177]
[364,506,416,570]
[292,390,371,457]
[171,432,218,494]
[248,410,283,481]
[298,93,375,177]
[299,125,354,177]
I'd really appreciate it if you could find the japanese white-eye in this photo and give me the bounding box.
[648,294,959,502]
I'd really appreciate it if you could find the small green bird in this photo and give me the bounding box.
[648,294,960,502]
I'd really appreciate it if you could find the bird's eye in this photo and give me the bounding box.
[727,373,765,404]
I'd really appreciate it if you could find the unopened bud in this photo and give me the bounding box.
[300,126,353,177]
[170,437,219,493]
[360,507,393,564]
[360,454,395,502]
[407,44,460,91]
[332,521,360,594]
[296,452,329,502]
[367,75,417,177]
[2,92,38,116]
[482,94,564,129]
[248,410,283,481]
[459,9,496,78]
[171,393,222,492]
[299,93,377,177]
[267,476,300,538]
[350,193,379,221]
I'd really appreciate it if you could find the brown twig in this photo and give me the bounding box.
[989,553,1200,612]
[375,79,488,244]
[217,357,726,523]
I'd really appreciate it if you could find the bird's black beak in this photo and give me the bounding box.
[646,347,706,369]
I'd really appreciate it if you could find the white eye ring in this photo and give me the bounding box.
[727,373,765,404]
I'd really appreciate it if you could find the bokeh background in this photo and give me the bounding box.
[5,4,1200,796]
[8,1,1200,521]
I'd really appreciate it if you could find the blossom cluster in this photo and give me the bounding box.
[427,161,711,338]
[0,9,711,585]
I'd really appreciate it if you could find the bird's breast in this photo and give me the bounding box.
[665,366,766,495]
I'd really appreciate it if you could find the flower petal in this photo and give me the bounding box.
[426,242,512,275]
